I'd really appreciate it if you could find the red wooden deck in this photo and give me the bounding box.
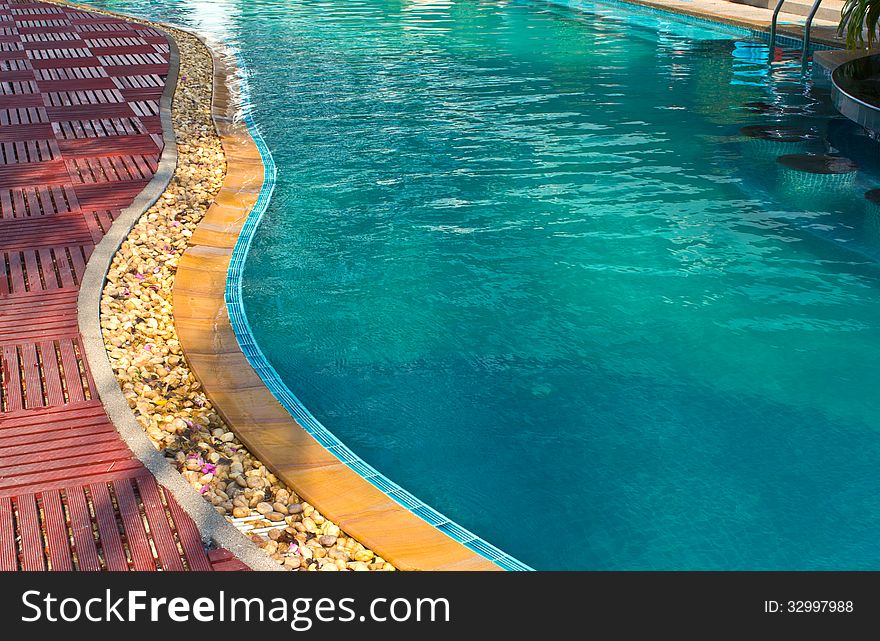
[0,0,244,571]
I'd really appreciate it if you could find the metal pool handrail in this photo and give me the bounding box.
[802,0,825,65]
[769,0,824,65]
[769,0,787,54]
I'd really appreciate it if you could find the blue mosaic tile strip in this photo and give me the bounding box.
[222,51,533,572]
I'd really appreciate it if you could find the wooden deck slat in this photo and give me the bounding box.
[0,430,119,457]
[54,245,76,288]
[90,482,129,571]
[17,493,46,571]
[0,398,105,428]
[38,339,65,405]
[0,439,130,474]
[22,248,40,291]
[64,485,101,571]
[166,490,212,571]
[42,489,74,571]
[0,247,9,295]
[8,250,26,292]
[0,460,145,497]
[112,478,155,571]
[136,475,184,571]
[2,344,24,412]
[0,496,17,570]
[18,340,42,408]
[211,558,251,572]
[57,336,84,403]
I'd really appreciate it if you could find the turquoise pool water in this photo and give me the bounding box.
[87,0,880,569]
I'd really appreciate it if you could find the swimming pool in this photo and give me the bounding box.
[85,0,880,570]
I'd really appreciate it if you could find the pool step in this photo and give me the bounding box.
[739,124,820,160]
[776,153,859,210]
[776,153,858,176]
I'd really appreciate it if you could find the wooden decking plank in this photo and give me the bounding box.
[0,247,9,295]
[7,250,26,293]
[0,430,119,458]
[0,496,17,570]
[16,493,46,571]
[10,188,26,219]
[18,340,43,409]
[0,280,79,302]
[95,209,114,237]
[135,475,184,571]
[22,248,40,291]
[0,455,141,491]
[165,493,212,571]
[0,189,13,220]
[64,485,101,571]
[211,559,250,572]
[41,489,73,571]
[57,336,85,403]
[0,424,117,450]
[0,439,129,473]
[89,482,129,571]
[112,478,155,571]
[54,245,75,288]
[38,339,65,405]
[37,247,58,289]
[0,398,104,428]
[67,243,86,282]
[0,322,79,345]
[0,460,144,498]
[2,343,24,412]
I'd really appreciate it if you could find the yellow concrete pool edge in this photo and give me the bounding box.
[172,34,503,572]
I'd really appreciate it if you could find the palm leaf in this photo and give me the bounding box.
[839,0,880,48]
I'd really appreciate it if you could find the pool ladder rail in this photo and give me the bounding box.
[768,0,825,65]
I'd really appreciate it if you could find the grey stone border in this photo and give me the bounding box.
[75,23,281,572]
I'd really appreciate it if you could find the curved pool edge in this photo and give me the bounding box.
[831,52,880,132]
[171,29,528,571]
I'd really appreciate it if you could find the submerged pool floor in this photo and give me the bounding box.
[84,0,880,569]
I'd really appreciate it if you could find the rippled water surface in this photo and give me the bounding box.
[86,0,880,569]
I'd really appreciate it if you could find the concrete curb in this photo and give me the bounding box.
[74,21,281,572]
